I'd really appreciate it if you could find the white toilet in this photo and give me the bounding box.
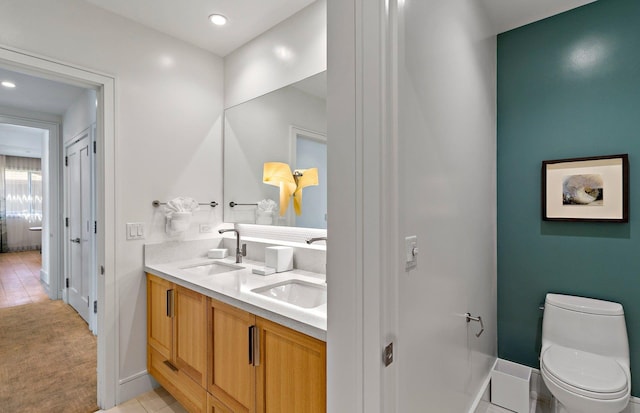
[541,293,631,413]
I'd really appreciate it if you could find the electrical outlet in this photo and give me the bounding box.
[199,224,213,233]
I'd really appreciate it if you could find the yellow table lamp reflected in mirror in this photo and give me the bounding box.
[263,162,318,216]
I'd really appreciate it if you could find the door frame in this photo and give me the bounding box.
[327,0,390,411]
[0,45,117,409]
[288,125,327,227]
[0,114,60,298]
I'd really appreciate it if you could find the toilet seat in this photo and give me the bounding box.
[541,345,628,400]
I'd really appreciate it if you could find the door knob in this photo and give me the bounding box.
[70,238,81,243]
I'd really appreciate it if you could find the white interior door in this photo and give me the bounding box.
[65,131,92,323]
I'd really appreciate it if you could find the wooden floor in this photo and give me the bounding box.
[0,250,48,308]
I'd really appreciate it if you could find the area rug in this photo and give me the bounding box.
[0,300,97,413]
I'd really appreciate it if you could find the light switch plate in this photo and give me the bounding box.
[405,235,417,270]
[126,223,145,240]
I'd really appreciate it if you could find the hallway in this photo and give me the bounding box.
[0,251,97,412]
[0,250,48,308]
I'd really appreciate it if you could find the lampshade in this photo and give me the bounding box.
[263,162,296,216]
[263,162,319,216]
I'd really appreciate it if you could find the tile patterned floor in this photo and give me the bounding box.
[96,388,187,413]
[476,398,551,413]
[0,250,48,308]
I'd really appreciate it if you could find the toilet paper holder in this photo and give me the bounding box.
[466,313,484,337]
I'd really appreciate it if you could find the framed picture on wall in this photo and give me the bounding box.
[542,154,629,222]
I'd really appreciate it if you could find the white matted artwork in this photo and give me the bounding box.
[542,154,629,222]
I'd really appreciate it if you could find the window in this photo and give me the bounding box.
[5,169,43,222]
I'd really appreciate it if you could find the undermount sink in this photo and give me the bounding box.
[180,261,244,276]
[251,280,327,309]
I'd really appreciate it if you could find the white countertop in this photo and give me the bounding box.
[144,257,327,341]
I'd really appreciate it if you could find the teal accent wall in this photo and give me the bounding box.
[498,0,640,395]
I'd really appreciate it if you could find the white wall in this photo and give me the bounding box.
[63,88,96,143]
[328,0,496,410]
[395,0,497,411]
[0,0,224,402]
[224,0,326,108]
[0,105,62,125]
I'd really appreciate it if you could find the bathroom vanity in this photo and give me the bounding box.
[145,246,326,413]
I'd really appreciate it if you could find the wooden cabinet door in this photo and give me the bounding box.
[255,317,326,413]
[207,392,235,413]
[208,299,256,413]
[174,285,208,388]
[147,274,173,359]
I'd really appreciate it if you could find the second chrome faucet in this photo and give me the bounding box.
[218,228,247,263]
[306,236,327,245]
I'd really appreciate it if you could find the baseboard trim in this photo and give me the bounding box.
[119,370,148,385]
[468,359,496,413]
[117,370,155,404]
[40,269,51,295]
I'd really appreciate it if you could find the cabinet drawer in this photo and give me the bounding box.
[149,345,207,413]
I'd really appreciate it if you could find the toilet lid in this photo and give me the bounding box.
[542,345,627,394]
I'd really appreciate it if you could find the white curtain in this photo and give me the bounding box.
[0,155,5,252]
[4,156,42,252]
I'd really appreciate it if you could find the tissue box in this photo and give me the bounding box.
[265,246,293,272]
[207,248,228,259]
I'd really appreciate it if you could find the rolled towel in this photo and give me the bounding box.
[164,197,200,217]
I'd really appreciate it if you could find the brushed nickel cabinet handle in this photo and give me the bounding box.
[166,289,174,318]
[163,360,178,372]
[248,325,255,365]
[253,326,260,367]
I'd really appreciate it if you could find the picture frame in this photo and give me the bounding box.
[542,154,629,222]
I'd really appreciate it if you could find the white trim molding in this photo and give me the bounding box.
[117,370,156,405]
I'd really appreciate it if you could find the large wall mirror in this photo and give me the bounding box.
[223,71,327,229]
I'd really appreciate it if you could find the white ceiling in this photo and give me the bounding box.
[0,67,87,158]
[80,0,598,58]
[0,67,86,116]
[83,0,317,57]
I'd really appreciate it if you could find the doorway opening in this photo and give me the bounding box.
[0,116,59,291]
[0,46,117,409]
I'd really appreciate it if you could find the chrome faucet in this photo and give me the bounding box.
[306,237,327,245]
[218,228,247,263]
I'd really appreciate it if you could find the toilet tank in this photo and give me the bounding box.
[542,293,629,363]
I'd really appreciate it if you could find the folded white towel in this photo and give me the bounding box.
[164,197,200,217]
[257,199,278,213]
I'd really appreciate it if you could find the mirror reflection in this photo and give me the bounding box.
[223,71,327,229]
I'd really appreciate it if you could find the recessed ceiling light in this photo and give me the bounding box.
[1,81,16,88]
[209,14,227,26]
